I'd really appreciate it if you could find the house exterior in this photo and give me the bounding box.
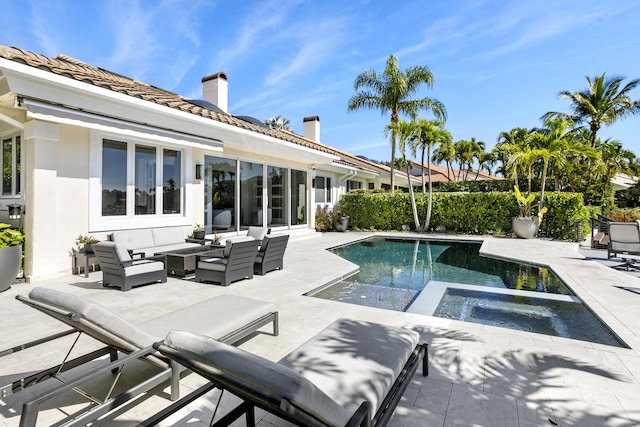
[0,45,411,282]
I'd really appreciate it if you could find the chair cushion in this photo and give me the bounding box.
[279,318,420,416]
[197,258,226,271]
[28,287,157,349]
[152,226,187,247]
[124,260,165,276]
[163,330,351,426]
[247,226,267,241]
[110,229,155,251]
[138,295,275,340]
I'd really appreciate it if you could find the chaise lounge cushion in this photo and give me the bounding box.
[278,318,420,416]
[28,288,276,351]
[163,330,352,426]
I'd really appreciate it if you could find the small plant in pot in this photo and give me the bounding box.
[513,186,547,239]
[192,224,206,240]
[76,235,100,254]
[0,223,25,292]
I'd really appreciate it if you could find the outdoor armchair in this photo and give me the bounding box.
[195,237,260,285]
[93,241,167,291]
[254,234,289,275]
[607,221,640,270]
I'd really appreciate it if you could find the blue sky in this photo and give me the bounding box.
[3,0,640,165]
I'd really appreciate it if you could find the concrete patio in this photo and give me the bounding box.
[1,232,639,426]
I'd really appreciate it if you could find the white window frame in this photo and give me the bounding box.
[0,132,22,198]
[89,129,192,231]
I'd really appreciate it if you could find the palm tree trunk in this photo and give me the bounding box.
[390,132,396,192]
[425,146,433,231]
[538,161,548,217]
[421,147,426,193]
[406,162,421,230]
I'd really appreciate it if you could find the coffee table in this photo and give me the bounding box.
[155,246,224,277]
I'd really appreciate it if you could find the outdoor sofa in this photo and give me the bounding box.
[153,318,428,426]
[7,287,278,427]
[108,226,200,258]
[607,221,640,270]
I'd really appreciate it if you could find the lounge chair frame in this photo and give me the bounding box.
[607,221,640,270]
[3,292,278,427]
[151,336,427,426]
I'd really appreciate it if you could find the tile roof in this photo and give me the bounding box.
[0,45,337,156]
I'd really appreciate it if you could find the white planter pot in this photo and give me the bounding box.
[0,244,22,292]
[512,217,539,239]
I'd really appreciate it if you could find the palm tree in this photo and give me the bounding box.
[432,138,456,180]
[385,120,421,229]
[543,73,640,148]
[411,119,452,230]
[494,127,530,178]
[348,54,446,191]
[263,115,294,132]
[596,138,639,201]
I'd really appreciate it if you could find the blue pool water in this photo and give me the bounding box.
[309,237,627,348]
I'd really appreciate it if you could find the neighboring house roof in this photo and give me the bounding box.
[410,162,504,182]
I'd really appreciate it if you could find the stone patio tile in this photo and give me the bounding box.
[549,399,634,427]
[443,384,518,427]
[413,376,452,415]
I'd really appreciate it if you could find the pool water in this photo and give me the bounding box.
[309,237,627,348]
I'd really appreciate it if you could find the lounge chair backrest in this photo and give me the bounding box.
[159,330,352,426]
[608,222,640,253]
[25,287,156,351]
[223,236,256,257]
[259,234,289,256]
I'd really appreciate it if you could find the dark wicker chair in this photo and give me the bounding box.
[195,237,260,285]
[254,234,289,275]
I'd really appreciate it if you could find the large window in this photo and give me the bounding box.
[240,161,263,229]
[205,156,236,233]
[268,166,288,227]
[291,169,307,225]
[2,134,21,197]
[315,176,331,203]
[101,139,182,217]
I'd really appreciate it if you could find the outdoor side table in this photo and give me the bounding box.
[186,238,215,245]
[74,251,98,278]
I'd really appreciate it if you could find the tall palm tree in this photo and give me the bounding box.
[543,73,640,148]
[348,54,446,191]
[263,115,294,132]
[385,120,421,229]
[432,138,456,181]
[411,119,452,230]
[596,138,639,201]
[493,127,530,178]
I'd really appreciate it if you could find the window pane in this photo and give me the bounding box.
[2,138,11,195]
[135,145,156,215]
[315,176,326,203]
[102,140,127,216]
[163,149,181,214]
[205,156,236,233]
[291,169,307,225]
[240,161,263,230]
[268,166,288,226]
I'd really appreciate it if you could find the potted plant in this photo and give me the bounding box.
[76,235,100,254]
[193,224,206,240]
[0,223,25,292]
[334,214,349,232]
[512,186,547,239]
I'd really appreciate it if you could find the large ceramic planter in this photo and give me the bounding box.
[512,217,539,239]
[334,216,349,232]
[0,244,22,292]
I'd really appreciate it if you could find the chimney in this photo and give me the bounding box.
[201,72,228,113]
[303,116,320,142]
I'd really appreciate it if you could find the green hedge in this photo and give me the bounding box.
[336,191,589,240]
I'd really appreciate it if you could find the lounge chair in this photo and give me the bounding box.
[607,221,640,270]
[254,234,289,275]
[152,318,428,427]
[195,237,260,285]
[6,287,278,427]
[93,241,167,291]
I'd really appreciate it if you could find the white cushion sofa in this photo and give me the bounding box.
[108,226,200,257]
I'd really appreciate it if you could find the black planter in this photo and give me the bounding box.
[83,244,95,254]
[193,231,206,240]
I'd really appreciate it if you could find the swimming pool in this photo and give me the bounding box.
[308,237,628,348]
